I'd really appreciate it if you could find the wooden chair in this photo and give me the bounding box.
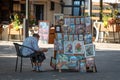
[13,43,34,72]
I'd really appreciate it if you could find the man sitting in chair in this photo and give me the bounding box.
[22,33,48,72]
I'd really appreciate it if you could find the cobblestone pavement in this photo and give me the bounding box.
[0,41,120,80]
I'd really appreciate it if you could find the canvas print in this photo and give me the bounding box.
[64,41,73,54]
[56,33,62,40]
[64,18,70,26]
[69,35,73,41]
[69,24,75,34]
[86,57,96,72]
[85,17,92,33]
[75,24,85,35]
[84,33,92,44]
[64,34,68,41]
[56,54,69,70]
[67,55,78,69]
[79,59,86,72]
[57,40,64,50]
[76,18,80,24]
[54,39,59,50]
[70,18,75,24]
[54,39,64,51]
[79,35,83,41]
[74,35,78,40]
[38,21,49,44]
[54,14,64,25]
[81,17,85,24]
[73,40,85,54]
[62,25,69,34]
[84,44,95,58]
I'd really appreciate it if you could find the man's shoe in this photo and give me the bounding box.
[32,66,36,71]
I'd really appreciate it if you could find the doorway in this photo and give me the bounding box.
[34,4,44,24]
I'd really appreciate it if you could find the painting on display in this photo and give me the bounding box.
[38,21,49,44]
[54,39,64,51]
[84,44,95,57]
[56,33,63,40]
[64,18,70,26]
[73,40,85,54]
[62,25,69,34]
[75,24,85,35]
[84,33,92,44]
[56,54,82,70]
[85,17,92,33]
[69,24,75,34]
[74,35,78,41]
[79,59,86,72]
[64,41,73,54]
[64,34,68,41]
[81,17,85,24]
[70,18,75,24]
[79,35,84,41]
[54,14,64,25]
[76,18,80,24]
[69,35,73,41]
[86,57,97,72]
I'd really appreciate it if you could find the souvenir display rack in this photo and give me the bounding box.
[50,16,97,72]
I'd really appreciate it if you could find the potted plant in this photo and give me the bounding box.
[9,13,21,30]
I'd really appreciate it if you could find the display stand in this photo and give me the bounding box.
[50,16,97,72]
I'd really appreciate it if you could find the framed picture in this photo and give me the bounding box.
[74,35,78,40]
[70,18,75,24]
[79,59,86,72]
[69,24,75,35]
[75,24,85,35]
[76,18,80,24]
[54,39,59,50]
[81,17,85,24]
[64,18,70,26]
[84,33,92,44]
[64,34,68,41]
[85,17,92,33]
[79,35,83,41]
[56,33,63,40]
[86,57,97,72]
[38,21,49,44]
[64,41,73,54]
[84,44,95,58]
[56,54,69,69]
[57,40,64,50]
[54,14,64,25]
[73,40,85,54]
[69,35,73,41]
[62,25,69,34]
[55,25,61,33]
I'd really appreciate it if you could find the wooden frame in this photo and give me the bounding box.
[55,25,62,33]
[73,40,85,54]
[84,44,95,58]
[54,14,64,25]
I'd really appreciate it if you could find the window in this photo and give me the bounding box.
[72,0,85,16]
[73,0,80,16]
[62,0,85,16]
